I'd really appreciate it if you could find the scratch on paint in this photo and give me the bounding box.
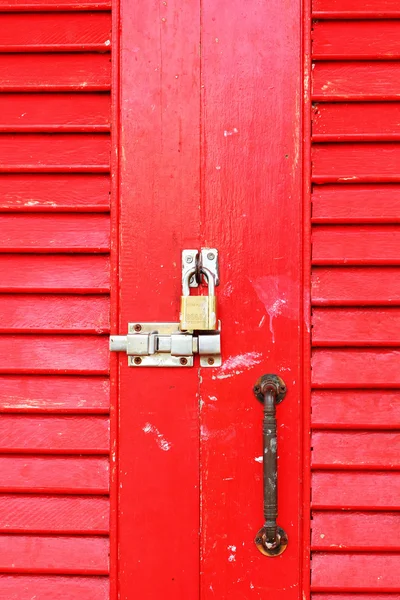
[142,423,172,451]
[212,352,262,380]
[249,275,297,344]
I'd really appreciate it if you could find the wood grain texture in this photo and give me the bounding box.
[313,225,400,265]
[312,143,400,183]
[0,416,109,454]
[312,21,400,59]
[0,495,109,534]
[313,62,400,101]
[312,512,400,551]
[0,94,110,132]
[0,456,109,494]
[0,535,108,575]
[0,335,109,375]
[312,472,400,509]
[313,596,400,600]
[312,267,400,305]
[0,255,109,293]
[312,184,400,223]
[312,349,400,387]
[0,174,110,212]
[0,375,109,414]
[0,134,110,173]
[0,54,110,92]
[0,575,109,599]
[0,0,111,9]
[312,308,400,346]
[313,104,400,142]
[312,390,400,430]
[312,554,400,591]
[0,13,111,52]
[312,0,400,19]
[0,295,109,334]
[312,431,400,469]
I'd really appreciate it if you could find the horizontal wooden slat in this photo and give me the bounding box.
[0,54,110,92]
[312,21,400,59]
[313,104,400,142]
[0,335,108,375]
[0,376,109,414]
[312,512,400,551]
[312,431,400,469]
[313,0,400,19]
[313,225,400,265]
[0,495,108,534]
[313,143,400,183]
[312,553,400,592]
[0,134,110,173]
[0,456,108,494]
[313,308,400,346]
[313,62,400,101]
[0,94,110,132]
[0,295,109,334]
[0,255,109,293]
[0,174,110,212]
[312,184,400,223]
[312,267,400,305]
[312,596,400,600]
[0,575,109,599]
[312,390,400,430]
[0,214,109,253]
[0,1,111,10]
[312,349,400,387]
[0,416,109,454]
[0,13,111,52]
[312,471,400,509]
[0,535,108,575]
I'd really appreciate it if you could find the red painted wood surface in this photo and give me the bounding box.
[312,512,400,551]
[0,456,108,494]
[313,0,400,18]
[0,0,111,9]
[312,184,400,223]
[0,535,108,575]
[0,575,109,600]
[313,308,400,345]
[312,267,400,305]
[312,472,400,510]
[0,255,109,293]
[0,295,109,333]
[0,495,109,533]
[313,21,400,59]
[312,554,400,592]
[313,104,400,142]
[0,13,111,52]
[0,94,110,132]
[312,390,400,429]
[312,62,400,101]
[0,134,110,172]
[0,376,109,414]
[0,174,110,212]
[0,54,110,91]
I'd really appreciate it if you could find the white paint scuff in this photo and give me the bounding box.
[142,423,172,451]
[213,352,262,380]
[249,275,296,344]
[228,545,237,562]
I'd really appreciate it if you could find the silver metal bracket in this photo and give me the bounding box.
[182,248,219,288]
[110,322,222,367]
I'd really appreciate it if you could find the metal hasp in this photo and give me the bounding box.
[253,374,288,557]
[182,248,219,288]
[110,322,222,367]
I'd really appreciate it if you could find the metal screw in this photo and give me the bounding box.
[254,385,261,394]
[134,324,142,332]
[180,357,188,365]
[186,256,194,263]
[134,357,142,365]
[279,385,286,393]
[207,252,215,260]
[207,357,215,366]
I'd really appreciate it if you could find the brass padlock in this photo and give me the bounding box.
[180,267,217,331]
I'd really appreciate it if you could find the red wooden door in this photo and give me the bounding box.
[114,0,309,598]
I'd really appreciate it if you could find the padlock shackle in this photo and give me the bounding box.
[183,267,215,296]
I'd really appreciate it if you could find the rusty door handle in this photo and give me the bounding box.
[253,374,288,557]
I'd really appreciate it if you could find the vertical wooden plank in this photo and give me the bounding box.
[117,1,200,597]
[200,0,304,598]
